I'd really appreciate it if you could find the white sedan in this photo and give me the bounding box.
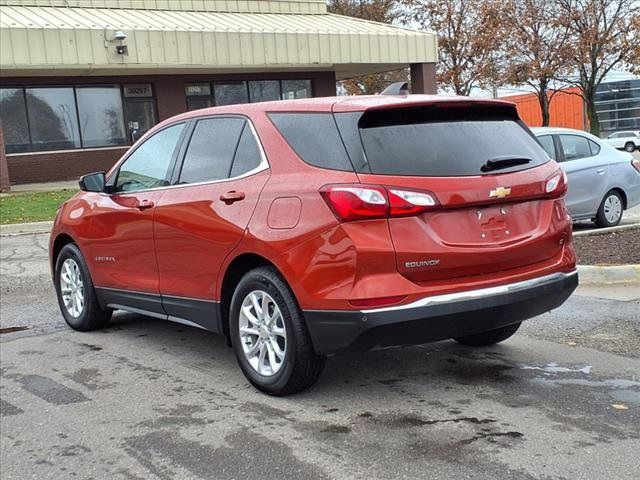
[532,127,640,227]
[605,130,640,152]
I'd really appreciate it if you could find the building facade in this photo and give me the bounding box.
[501,77,640,137]
[0,0,438,188]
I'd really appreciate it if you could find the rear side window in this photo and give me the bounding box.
[559,134,594,161]
[230,123,262,177]
[537,135,557,160]
[354,106,549,176]
[268,113,353,171]
[179,117,244,183]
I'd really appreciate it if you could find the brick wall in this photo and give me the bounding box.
[6,147,127,184]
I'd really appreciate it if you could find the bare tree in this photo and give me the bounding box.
[400,0,504,96]
[501,0,572,126]
[328,0,407,94]
[557,0,640,135]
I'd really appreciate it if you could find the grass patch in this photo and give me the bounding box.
[0,189,77,225]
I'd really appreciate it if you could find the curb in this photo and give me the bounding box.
[573,223,640,237]
[578,265,640,285]
[0,221,53,236]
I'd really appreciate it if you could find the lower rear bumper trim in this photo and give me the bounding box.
[303,270,578,354]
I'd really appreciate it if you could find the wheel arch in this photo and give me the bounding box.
[218,252,282,342]
[51,232,76,273]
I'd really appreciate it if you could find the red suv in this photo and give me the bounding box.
[50,95,578,395]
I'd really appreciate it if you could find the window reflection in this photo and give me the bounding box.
[77,86,126,148]
[26,87,81,151]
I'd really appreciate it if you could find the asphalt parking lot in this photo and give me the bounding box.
[1,231,639,480]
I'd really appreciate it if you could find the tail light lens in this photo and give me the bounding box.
[632,159,640,174]
[320,184,440,222]
[545,169,568,198]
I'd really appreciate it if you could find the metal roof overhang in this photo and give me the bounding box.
[0,5,437,79]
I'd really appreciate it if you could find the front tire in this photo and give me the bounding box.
[595,190,623,227]
[624,142,635,153]
[54,243,111,331]
[455,322,521,347]
[229,266,326,396]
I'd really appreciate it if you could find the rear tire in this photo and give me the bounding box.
[54,243,111,331]
[455,322,521,347]
[624,142,635,153]
[595,190,623,227]
[229,266,326,396]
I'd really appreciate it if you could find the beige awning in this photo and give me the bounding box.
[0,2,437,78]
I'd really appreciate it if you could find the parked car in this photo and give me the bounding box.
[50,96,578,395]
[605,130,640,152]
[532,127,640,227]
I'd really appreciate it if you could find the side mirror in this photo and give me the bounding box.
[79,172,106,192]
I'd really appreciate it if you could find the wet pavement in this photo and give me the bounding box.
[1,232,639,479]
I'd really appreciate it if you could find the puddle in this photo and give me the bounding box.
[520,362,592,374]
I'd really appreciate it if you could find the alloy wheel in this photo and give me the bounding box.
[60,258,85,318]
[238,290,286,376]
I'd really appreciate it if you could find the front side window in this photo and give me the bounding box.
[115,123,185,193]
[26,87,81,151]
[537,135,557,160]
[76,86,126,148]
[559,134,593,161]
[179,117,245,184]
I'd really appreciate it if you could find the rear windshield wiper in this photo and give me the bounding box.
[481,156,532,172]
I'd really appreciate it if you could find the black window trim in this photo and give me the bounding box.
[169,114,269,188]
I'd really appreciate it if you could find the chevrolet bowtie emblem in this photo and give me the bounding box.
[489,187,512,199]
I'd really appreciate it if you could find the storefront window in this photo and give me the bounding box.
[282,80,312,99]
[0,88,30,154]
[76,86,126,148]
[0,84,158,154]
[26,87,81,151]
[214,81,249,106]
[248,80,280,102]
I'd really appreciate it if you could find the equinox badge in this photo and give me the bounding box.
[489,186,512,199]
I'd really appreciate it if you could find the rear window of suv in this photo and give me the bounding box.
[270,105,549,177]
[354,105,549,176]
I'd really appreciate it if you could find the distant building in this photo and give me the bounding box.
[0,0,438,188]
[501,78,640,137]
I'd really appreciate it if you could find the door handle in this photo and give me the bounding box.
[136,199,155,210]
[220,191,245,205]
[596,169,605,175]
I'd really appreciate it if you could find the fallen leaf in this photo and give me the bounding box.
[611,404,628,410]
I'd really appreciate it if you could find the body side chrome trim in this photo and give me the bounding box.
[361,270,578,314]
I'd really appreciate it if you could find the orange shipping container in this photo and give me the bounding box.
[501,88,586,131]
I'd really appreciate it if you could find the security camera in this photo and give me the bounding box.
[114,31,127,41]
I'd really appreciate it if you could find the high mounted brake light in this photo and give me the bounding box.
[319,184,440,223]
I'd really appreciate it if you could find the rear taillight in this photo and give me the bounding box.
[545,169,568,198]
[632,159,640,174]
[319,184,440,222]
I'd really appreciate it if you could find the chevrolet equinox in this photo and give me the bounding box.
[50,95,578,395]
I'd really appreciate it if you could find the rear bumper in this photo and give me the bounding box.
[303,270,578,354]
